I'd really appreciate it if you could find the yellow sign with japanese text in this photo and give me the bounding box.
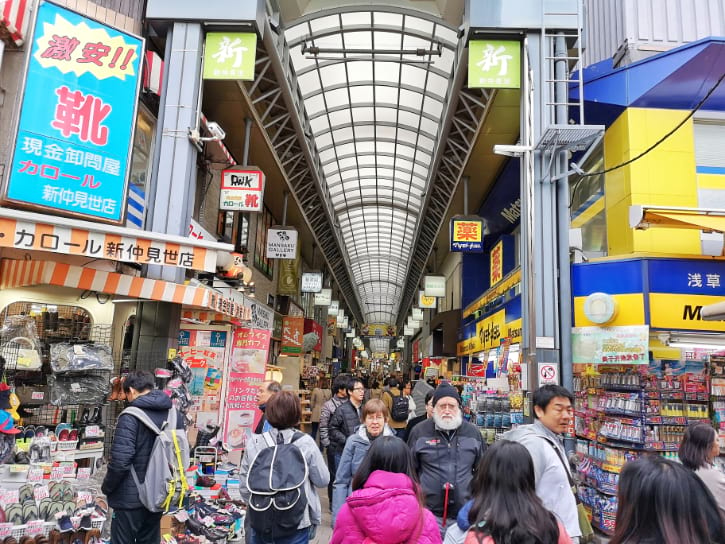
[490,240,504,286]
[450,216,484,252]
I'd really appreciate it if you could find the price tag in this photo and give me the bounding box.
[77,491,93,506]
[26,520,45,536]
[73,344,85,355]
[31,391,45,401]
[85,425,101,437]
[77,468,92,480]
[34,485,50,501]
[2,489,19,505]
[0,523,13,538]
[50,466,65,481]
[28,467,44,482]
[71,383,82,392]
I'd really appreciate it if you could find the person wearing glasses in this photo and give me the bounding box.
[503,385,582,543]
[407,383,485,537]
[329,379,366,470]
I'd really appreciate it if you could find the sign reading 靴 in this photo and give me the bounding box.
[220,168,265,212]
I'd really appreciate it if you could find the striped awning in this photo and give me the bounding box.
[143,50,164,96]
[0,259,248,319]
[0,0,29,46]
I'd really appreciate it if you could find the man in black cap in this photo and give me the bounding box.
[407,382,485,537]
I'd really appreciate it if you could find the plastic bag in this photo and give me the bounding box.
[48,371,111,405]
[0,315,43,371]
[50,342,114,372]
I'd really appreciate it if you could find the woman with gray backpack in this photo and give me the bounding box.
[240,390,329,544]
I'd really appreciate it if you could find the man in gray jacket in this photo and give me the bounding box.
[318,375,349,506]
[503,384,582,542]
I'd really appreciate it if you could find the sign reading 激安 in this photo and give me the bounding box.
[468,40,520,89]
[204,32,257,80]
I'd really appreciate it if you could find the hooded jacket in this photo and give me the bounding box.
[502,422,581,539]
[239,427,330,529]
[102,390,185,510]
[407,418,484,519]
[330,470,442,544]
[332,424,395,522]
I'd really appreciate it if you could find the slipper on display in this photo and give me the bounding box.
[22,501,39,523]
[63,501,76,516]
[62,484,75,503]
[19,483,34,503]
[46,500,64,521]
[67,429,78,442]
[5,502,23,525]
[39,497,53,521]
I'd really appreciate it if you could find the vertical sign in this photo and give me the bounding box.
[468,40,521,89]
[223,328,270,450]
[4,3,143,223]
[203,32,257,80]
[490,239,504,286]
[281,316,304,354]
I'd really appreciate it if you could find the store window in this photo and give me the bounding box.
[570,143,607,258]
[127,106,156,227]
[254,206,275,278]
[694,120,725,208]
[217,211,250,253]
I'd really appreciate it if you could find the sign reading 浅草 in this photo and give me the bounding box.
[468,40,521,89]
[203,32,257,80]
[266,228,298,259]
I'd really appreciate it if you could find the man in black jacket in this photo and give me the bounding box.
[407,383,485,538]
[328,378,364,466]
[102,371,185,544]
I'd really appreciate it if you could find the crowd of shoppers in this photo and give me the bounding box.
[231,375,725,544]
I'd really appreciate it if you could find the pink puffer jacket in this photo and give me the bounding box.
[331,470,442,544]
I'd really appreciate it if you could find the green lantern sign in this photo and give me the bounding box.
[204,32,257,80]
[468,40,521,89]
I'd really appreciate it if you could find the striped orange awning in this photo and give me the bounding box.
[0,259,247,319]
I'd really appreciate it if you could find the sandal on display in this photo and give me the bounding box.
[39,497,53,521]
[19,483,34,503]
[22,501,39,523]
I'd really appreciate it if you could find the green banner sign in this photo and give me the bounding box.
[204,32,257,80]
[468,40,520,89]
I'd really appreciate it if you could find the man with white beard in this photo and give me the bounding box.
[407,383,485,537]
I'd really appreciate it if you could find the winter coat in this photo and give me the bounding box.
[101,390,185,510]
[319,395,346,448]
[502,421,581,539]
[331,470,442,544]
[462,521,572,544]
[332,424,395,522]
[442,500,473,544]
[311,387,332,423]
[329,400,363,454]
[239,427,330,529]
[408,418,485,519]
[383,388,408,430]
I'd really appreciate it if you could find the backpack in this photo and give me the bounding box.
[388,390,409,422]
[121,406,190,513]
[246,431,309,539]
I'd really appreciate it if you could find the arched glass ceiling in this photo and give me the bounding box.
[286,9,458,325]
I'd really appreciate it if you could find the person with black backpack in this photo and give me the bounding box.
[383,378,409,438]
[240,391,329,543]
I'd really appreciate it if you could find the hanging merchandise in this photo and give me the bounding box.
[0,315,43,371]
[49,343,114,372]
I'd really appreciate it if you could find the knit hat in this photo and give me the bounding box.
[432,383,461,407]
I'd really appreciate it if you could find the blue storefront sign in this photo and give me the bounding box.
[4,2,143,223]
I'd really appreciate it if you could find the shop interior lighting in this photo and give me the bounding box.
[665,332,725,349]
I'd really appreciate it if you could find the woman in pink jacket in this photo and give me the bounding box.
[331,436,442,544]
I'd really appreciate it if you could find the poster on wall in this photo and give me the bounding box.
[223,328,271,451]
[572,325,650,365]
[178,329,228,397]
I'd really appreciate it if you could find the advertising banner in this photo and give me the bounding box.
[360,324,397,337]
[178,328,228,397]
[572,325,650,365]
[222,328,270,450]
[468,40,521,89]
[4,2,143,223]
[219,168,265,212]
[281,316,304,354]
[277,255,299,296]
[203,32,257,80]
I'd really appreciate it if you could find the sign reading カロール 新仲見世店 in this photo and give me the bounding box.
[4,3,143,223]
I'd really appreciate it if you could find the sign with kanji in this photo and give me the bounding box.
[266,228,298,259]
[314,287,332,306]
[220,167,265,211]
[572,325,650,365]
[490,239,504,286]
[4,2,143,223]
[328,300,339,316]
[281,316,304,354]
[203,32,257,80]
[301,272,323,293]
[424,275,446,297]
[419,290,437,309]
[468,40,521,89]
[450,215,484,252]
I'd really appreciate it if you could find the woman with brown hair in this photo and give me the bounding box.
[331,398,394,523]
[310,377,331,443]
[679,422,725,517]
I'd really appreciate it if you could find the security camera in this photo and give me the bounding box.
[206,121,226,141]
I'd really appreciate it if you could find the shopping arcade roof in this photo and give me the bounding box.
[284,9,460,327]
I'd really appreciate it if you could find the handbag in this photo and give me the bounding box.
[543,437,596,543]
[0,337,42,370]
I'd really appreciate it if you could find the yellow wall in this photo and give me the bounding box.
[605,108,700,255]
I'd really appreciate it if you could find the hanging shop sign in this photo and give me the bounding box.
[301,272,323,293]
[272,311,283,340]
[245,298,273,330]
[404,326,414,336]
[457,296,523,356]
[326,317,336,336]
[328,300,339,316]
[303,318,323,352]
[219,167,265,212]
[490,239,504,286]
[277,255,299,296]
[407,318,421,329]
[572,325,650,365]
[281,316,303,354]
[424,275,446,297]
[468,39,521,89]
[315,287,332,306]
[203,32,257,80]
[345,328,355,339]
[419,290,437,309]
[412,308,424,321]
[266,227,298,259]
[4,2,143,223]
[464,268,521,318]
[223,327,271,450]
[397,337,405,348]
[360,324,397,337]
[450,216,484,252]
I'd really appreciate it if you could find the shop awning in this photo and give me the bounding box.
[629,205,725,233]
[0,0,30,46]
[0,259,248,319]
[0,207,233,272]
